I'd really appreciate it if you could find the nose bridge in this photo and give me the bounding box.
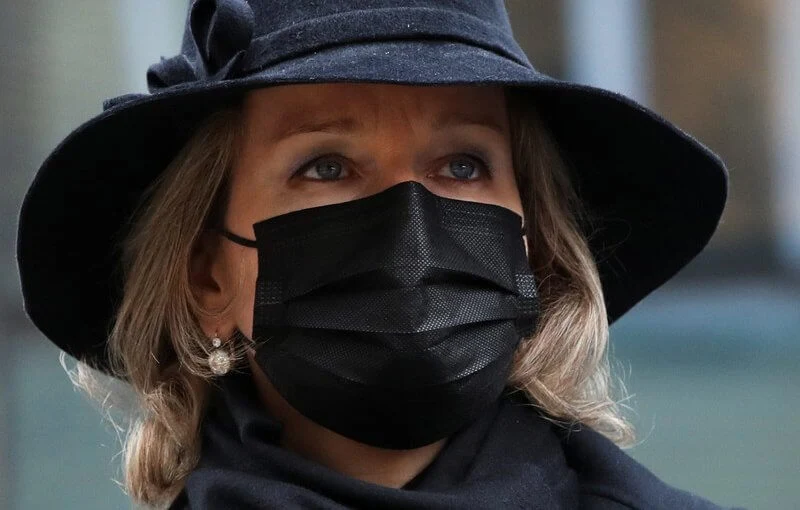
[374,162,420,192]
[367,127,429,196]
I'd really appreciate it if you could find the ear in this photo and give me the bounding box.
[190,230,237,338]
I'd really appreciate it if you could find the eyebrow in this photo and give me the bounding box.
[268,111,508,143]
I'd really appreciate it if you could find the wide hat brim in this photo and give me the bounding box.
[17,39,728,375]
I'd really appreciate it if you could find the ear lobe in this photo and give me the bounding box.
[190,231,220,291]
[190,231,233,333]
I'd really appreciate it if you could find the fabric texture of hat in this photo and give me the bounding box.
[16,0,728,375]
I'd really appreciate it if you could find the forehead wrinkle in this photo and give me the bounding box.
[259,88,507,146]
[266,113,366,144]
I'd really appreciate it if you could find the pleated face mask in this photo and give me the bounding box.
[218,181,539,450]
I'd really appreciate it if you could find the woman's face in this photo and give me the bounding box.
[194,83,524,338]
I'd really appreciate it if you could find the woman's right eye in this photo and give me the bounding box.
[293,155,351,181]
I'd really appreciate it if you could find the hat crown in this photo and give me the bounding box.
[246,0,516,35]
[146,0,531,93]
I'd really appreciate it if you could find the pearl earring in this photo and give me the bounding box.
[207,332,231,376]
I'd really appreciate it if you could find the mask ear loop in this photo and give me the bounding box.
[212,226,257,248]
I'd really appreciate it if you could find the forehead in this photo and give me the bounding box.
[241,83,509,135]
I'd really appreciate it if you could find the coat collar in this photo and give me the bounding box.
[170,367,728,509]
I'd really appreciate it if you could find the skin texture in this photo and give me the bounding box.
[191,83,526,488]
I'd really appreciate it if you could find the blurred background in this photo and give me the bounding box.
[1,1,798,509]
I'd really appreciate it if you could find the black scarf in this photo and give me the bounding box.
[170,366,730,510]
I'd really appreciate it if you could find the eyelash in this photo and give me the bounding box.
[290,151,493,182]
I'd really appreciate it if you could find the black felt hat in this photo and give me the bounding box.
[16,0,728,374]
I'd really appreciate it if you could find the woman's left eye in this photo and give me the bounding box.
[438,154,491,181]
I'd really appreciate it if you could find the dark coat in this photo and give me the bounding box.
[166,371,742,510]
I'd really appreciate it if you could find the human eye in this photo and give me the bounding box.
[435,152,492,182]
[291,154,352,181]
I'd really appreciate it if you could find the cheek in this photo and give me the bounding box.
[226,249,258,338]
[502,178,524,219]
[236,276,256,338]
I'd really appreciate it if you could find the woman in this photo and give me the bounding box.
[16,1,737,509]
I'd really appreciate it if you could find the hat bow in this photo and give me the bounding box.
[146,0,256,92]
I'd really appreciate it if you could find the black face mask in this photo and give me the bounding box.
[219,181,538,450]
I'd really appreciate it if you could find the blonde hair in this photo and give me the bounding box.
[64,86,633,509]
